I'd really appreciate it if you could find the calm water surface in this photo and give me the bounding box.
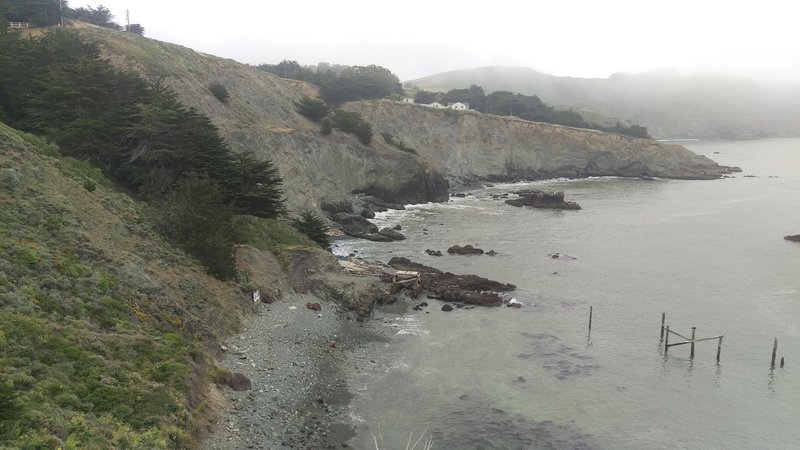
[340,139,800,449]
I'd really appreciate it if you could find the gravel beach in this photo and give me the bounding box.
[203,293,393,449]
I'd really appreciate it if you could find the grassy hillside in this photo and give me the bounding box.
[0,122,256,448]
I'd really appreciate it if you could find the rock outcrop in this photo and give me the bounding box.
[346,101,734,187]
[388,257,515,307]
[447,245,485,255]
[505,189,581,210]
[785,235,800,243]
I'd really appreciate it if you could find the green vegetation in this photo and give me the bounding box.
[0,122,253,448]
[234,216,317,251]
[1,1,141,33]
[380,132,417,155]
[295,96,373,145]
[295,96,331,121]
[208,81,230,103]
[0,29,285,276]
[414,85,650,138]
[291,211,332,250]
[258,60,403,105]
[153,175,238,280]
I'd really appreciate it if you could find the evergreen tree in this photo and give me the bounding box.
[292,211,331,249]
[155,174,238,279]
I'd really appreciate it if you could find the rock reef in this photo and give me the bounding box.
[505,189,581,210]
[388,257,515,307]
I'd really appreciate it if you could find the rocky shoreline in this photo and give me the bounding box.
[204,294,392,449]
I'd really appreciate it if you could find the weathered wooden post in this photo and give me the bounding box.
[771,338,778,367]
[780,357,785,368]
[690,327,697,359]
[716,336,723,362]
[660,312,666,339]
[664,325,670,352]
[588,306,593,331]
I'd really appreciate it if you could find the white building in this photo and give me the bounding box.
[449,102,469,111]
[427,102,444,109]
[402,98,415,104]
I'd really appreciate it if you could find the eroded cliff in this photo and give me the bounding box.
[78,27,448,212]
[347,101,730,186]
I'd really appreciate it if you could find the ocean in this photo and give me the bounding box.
[337,139,800,449]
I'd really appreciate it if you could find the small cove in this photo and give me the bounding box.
[339,139,800,449]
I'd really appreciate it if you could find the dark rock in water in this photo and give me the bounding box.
[785,234,800,243]
[306,302,322,311]
[388,257,515,307]
[425,249,443,257]
[228,373,252,391]
[505,189,581,210]
[333,213,378,236]
[726,166,743,173]
[378,227,405,240]
[486,250,498,256]
[441,304,454,312]
[362,195,405,210]
[420,301,428,307]
[549,252,577,260]
[321,200,353,215]
[360,209,376,219]
[393,224,402,230]
[447,244,484,255]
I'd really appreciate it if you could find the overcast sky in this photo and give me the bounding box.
[85,0,799,82]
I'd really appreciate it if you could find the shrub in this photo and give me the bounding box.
[331,110,372,145]
[234,216,316,251]
[295,96,330,121]
[380,132,418,155]
[291,211,331,250]
[208,81,229,103]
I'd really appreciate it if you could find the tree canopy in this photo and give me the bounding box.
[0,29,286,276]
[414,85,650,138]
[257,60,403,105]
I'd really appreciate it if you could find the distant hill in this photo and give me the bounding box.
[407,67,800,140]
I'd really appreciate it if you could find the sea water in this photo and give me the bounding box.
[340,139,800,449]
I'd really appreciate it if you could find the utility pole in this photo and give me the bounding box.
[59,0,64,26]
[126,9,130,32]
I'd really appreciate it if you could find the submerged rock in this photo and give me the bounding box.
[785,234,800,243]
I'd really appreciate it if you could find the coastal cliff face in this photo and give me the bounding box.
[80,27,448,212]
[346,101,730,186]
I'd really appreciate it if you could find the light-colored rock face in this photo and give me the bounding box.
[346,101,729,186]
[86,29,447,213]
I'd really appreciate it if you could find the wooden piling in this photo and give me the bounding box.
[660,312,666,339]
[588,306,593,331]
[690,327,696,359]
[780,357,785,368]
[771,338,778,367]
[716,336,723,362]
[664,325,669,352]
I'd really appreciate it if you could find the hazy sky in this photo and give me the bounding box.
[86,0,799,82]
